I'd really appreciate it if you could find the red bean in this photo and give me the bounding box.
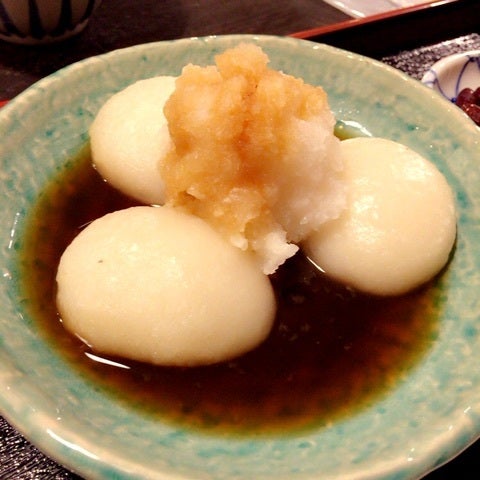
[454,87,480,125]
[461,102,480,125]
[473,87,480,104]
[455,88,475,107]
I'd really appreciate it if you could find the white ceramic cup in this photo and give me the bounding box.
[0,0,102,45]
[421,50,480,102]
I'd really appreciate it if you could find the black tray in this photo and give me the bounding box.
[293,0,480,60]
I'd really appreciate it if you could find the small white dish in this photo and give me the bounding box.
[421,50,480,102]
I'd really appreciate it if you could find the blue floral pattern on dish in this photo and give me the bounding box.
[422,51,480,102]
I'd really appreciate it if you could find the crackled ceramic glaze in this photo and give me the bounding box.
[422,50,480,102]
[1,35,480,480]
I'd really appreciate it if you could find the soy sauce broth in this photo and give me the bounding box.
[19,146,442,436]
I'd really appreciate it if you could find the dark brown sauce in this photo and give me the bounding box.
[20,147,442,437]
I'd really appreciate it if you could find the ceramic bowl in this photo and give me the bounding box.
[1,35,480,480]
[421,50,480,102]
[0,0,102,45]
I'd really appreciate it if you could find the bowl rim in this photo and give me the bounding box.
[1,33,480,480]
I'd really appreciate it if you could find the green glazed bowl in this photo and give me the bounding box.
[1,34,479,480]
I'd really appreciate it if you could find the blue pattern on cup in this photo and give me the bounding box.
[0,0,101,44]
[422,52,480,102]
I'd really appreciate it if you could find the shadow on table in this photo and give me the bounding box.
[0,0,186,98]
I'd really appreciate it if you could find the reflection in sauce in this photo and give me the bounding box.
[20,147,441,436]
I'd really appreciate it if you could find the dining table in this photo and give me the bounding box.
[1,0,479,478]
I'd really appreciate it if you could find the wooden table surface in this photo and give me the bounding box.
[0,0,479,478]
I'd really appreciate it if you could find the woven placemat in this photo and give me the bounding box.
[382,33,480,79]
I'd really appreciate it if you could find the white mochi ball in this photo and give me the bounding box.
[89,76,176,205]
[56,206,276,366]
[304,137,456,296]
